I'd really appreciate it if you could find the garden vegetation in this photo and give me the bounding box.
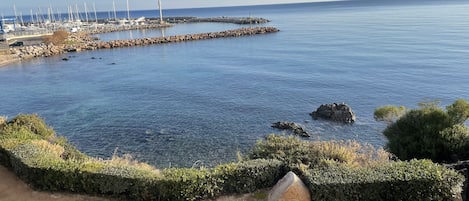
[375,99,469,162]
[0,114,464,200]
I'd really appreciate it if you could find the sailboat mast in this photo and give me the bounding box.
[112,0,117,21]
[13,4,18,21]
[93,3,98,23]
[69,6,74,22]
[50,7,56,22]
[19,12,24,26]
[158,0,163,23]
[76,4,81,22]
[57,9,62,22]
[126,0,131,21]
[47,8,51,22]
[30,9,35,24]
[84,2,89,24]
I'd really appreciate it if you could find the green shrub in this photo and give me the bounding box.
[161,168,222,201]
[447,99,469,124]
[248,134,390,167]
[374,105,406,122]
[299,159,464,201]
[248,134,311,165]
[1,114,55,139]
[440,124,469,158]
[381,100,469,162]
[214,159,285,193]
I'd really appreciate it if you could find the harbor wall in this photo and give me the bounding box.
[12,27,279,60]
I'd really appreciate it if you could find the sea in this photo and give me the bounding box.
[1,0,468,168]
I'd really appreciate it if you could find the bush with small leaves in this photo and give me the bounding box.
[380,99,469,162]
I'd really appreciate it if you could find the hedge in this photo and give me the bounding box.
[4,143,283,201]
[0,114,466,200]
[297,160,464,201]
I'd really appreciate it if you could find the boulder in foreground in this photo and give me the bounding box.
[268,171,311,201]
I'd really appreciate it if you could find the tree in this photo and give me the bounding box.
[446,99,469,124]
[378,99,469,162]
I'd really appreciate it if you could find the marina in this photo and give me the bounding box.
[0,0,272,66]
[0,0,168,46]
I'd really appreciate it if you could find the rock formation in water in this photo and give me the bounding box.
[271,121,311,137]
[310,103,356,123]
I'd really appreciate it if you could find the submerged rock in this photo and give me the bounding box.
[271,121,311,137]
[310,103,356,123]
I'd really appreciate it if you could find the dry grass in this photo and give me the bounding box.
[86,148,160,175]
[249,135,392,168]
[0,116,7,126]
[108,153,160,174]
[310,140,391,167]
[43,30,69,45]
[30,140,65,157]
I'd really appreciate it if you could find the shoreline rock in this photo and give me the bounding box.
[310,103,356,123]
[271,121,311,137]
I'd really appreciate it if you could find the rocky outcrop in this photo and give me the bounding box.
[310,103,356,123]
[268,171,311,201]
[271,121,311,137]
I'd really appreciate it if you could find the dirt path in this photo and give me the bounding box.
[0,165,111,201]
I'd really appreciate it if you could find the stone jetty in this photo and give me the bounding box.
[160,17,270,24]
[12,27,279,60]
[85,23,173,35]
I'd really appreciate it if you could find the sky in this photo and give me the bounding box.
[0,0,339,16]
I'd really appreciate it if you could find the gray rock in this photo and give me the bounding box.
[271,121,311,137]
[310,103,356,123]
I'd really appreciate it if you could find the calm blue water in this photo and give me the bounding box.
[1,0,469,168]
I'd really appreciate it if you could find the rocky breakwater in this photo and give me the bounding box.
[87,27,279,50]
[86,23,173,35]
[11,27,279,61]
[14,44,66,59]
[13,32,95,59]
